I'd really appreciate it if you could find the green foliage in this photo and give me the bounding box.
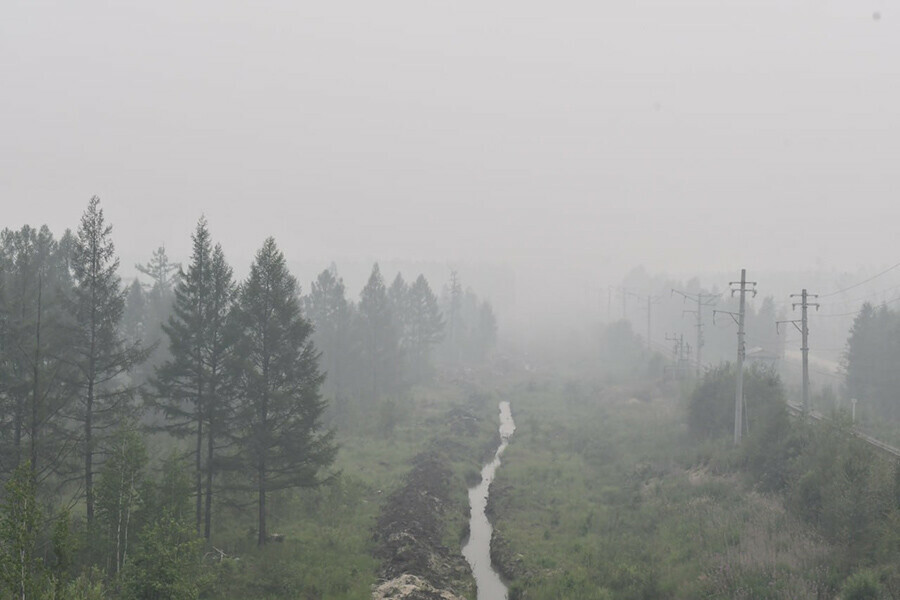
[841,569,881,600]
[120,513,203,600]
[230,238,337,544]
[95,426,148,574]
[0,463,50,598]
[69,196,148,525]
[58,568,107,600]
[687,362,789,455]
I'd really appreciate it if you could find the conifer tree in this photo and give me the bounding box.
[407,274,444,381]
[230,238,336,545]
[68,197,145,525]
[0,225,73,483]
[304,265,352,407]
[202,242,235,539]
[152,219,212,535]
[358,263,399,398]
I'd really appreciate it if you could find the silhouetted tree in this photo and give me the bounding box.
[229,238,336,545]
[406,274,444,381]
[304,265,353,408]
[68,197,146,525]
[357,263,400,399]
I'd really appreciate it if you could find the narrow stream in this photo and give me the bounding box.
[462,401,516,600]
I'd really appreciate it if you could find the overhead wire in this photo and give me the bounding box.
[816,294,900,318]
[818,261,900,299]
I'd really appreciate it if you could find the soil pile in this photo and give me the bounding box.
[373,450,473,599]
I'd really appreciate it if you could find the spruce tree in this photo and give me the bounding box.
[202,242,235,539]
[407,274,444,381]
[358,263,399,399]
[0,225,73,483]
[304,265,352,410]
[152,219,212,535]
[230,238,336,545]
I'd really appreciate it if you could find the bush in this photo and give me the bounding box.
[841,569,881,600]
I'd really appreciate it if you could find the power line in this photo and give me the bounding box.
[819,261,900,299]
[818,282,900,309]
[817,294,900,318]
[672,289,718,378]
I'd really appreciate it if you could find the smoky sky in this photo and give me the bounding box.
[2,0,899,298]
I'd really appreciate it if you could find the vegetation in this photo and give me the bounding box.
[0,199,501,598]
[490,359,900,599]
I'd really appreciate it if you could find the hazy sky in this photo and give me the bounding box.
[3,0,899,302]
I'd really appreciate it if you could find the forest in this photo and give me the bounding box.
[0,197,497,599]
[4,198,900,600]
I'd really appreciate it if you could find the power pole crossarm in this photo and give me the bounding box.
[721,269,757,446]
[788,289,819,414]
[672,289,717,377]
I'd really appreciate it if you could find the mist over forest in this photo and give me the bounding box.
[4,0,900,599]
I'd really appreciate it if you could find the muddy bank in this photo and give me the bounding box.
[373,406,495,599]
[461,401,516,600]
[486,487,528,584]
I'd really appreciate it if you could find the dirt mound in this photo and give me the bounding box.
[373,449,472,599]
[373,574,467,600]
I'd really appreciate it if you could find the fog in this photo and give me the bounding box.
[3,0,899,329]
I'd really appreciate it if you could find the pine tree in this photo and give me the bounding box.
[202,242,236,539]
[136,246,181,296]
[388,272,410,385]
[443,270,464,364]
[304,265,352,410]
[358,263,399,399]
[0,225,73,482]
[230,238,336,545]
[68,197,146,525]
[152,219,212,535]
[406,274,444,382]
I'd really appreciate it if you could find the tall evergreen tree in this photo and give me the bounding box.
[152,219,212,535]
[406,274,444,382]
[202,242,236,539]
[230,238,336,545]
[388,272,410,385]
[443,270,464,364]
[304,265,352,407]
[136,246,181,296]
[68,197,145,525]
[0,225,73,483]
[357,263,399,399]
[152,219,235,539]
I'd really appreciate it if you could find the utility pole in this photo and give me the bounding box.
[607,286,613,323]
[777,289,819,414]
[630,292,660,351]
[714,269,757,446]
[672,289,718,378]
[666,333,689,378]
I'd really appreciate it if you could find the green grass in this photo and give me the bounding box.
[491,378,838,600]
[201,381,501,599]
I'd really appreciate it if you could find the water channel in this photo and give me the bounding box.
[461,401,516,600]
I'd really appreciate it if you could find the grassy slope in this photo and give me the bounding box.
[491,378,838,600]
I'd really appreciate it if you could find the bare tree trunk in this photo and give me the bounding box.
[257,463,266,546]
[204,423,214,540]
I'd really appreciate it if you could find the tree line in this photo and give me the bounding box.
[0,197,498,598]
